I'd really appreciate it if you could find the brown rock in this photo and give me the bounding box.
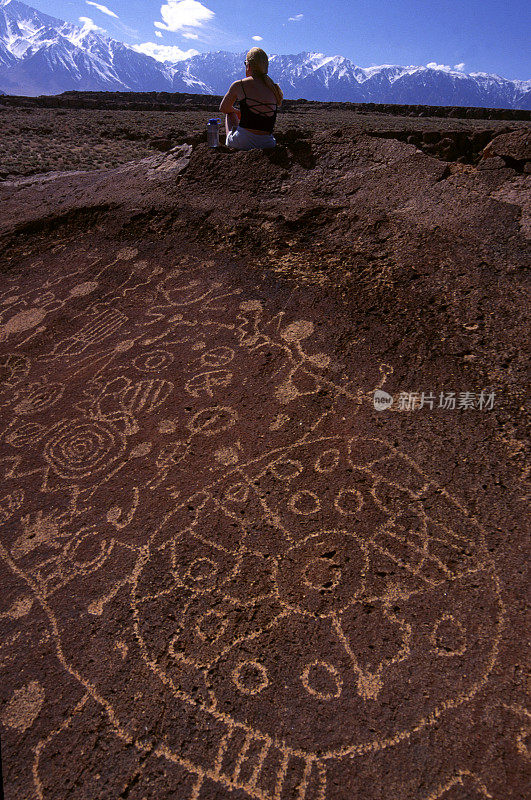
[149,137,173,152]
[0,104,529,800]
[477,154,511,170]
[483,129,530,163]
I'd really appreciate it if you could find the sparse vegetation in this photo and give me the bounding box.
[1,104,527,180]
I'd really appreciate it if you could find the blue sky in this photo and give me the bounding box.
[34,1,530,79]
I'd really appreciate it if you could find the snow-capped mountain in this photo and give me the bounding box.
[1,0,530,109]
[0,0,171,94]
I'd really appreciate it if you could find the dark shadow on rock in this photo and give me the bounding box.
[263,145,291,169]
[177,127,317,169]
[0,204,117,262]
[362,127,527,165]
[275,129,316,168]
[149,137,174,152]
[479,129,530,173]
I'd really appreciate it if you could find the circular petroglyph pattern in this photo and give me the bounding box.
[232,660,269,696]
[195,610,229,642]
[270,457,304,481]
[133,349,174,372]
[185,557,218,584]
[65,529,113,570]
[315,448,341,473]
[276,530,369,616]
[334,487,363,515]
[430,614,467,657]
[43,418,126,480]
[1,258,507,797]
[302,661,343,700]
[135,434,503,759]
[288,489,321,515]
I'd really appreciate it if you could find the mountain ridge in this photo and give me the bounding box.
[0,0,529,108]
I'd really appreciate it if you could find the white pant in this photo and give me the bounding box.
[225,125,276,150]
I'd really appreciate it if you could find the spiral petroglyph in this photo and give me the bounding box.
[43,417,126,480]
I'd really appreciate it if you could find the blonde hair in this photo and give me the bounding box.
[245,47,283,106]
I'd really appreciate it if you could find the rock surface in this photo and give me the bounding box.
[0,110,529,800]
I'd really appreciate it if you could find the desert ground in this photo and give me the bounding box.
[0,95,529,800]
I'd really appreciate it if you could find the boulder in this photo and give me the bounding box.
[477,155,511,170]
[482,129,530,163]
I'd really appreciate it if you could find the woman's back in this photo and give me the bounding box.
[237,77,280,134]
[222,46,282,148]
[237,76,279,109]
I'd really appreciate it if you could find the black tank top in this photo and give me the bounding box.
[238,79,278,134]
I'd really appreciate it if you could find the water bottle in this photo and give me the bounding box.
[207,118,221,148]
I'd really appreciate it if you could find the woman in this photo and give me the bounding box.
[219,47,283,150]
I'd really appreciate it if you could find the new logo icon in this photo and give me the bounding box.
[373,390,393,411]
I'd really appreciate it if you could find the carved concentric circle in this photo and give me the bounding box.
[43,418,125,480]
[275,530,369,616]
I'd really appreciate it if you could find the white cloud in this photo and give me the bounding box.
[154,0,214,33]
[288,14,303,22]
[427,61,466,73]
[252,35,263,41]
[426,61,454,72]
[85,2,118,19]
[182,31,199,39]
[78,16,106,33]
[155,30,163,38]
[131,41,200,62]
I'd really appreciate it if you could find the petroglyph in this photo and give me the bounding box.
[1,680,45,732]
[0,248,511,800]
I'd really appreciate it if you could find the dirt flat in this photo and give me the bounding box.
[0,103,529,800]
[0,99,529,179]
